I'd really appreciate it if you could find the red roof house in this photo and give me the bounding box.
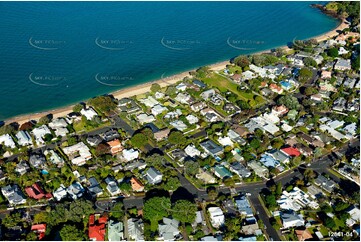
[88,214,107,241]
[107,139,123,155]
[25,183,52,200]
[31,224,46,240]
[281,147,301,157]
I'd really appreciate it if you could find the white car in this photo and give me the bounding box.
[246,193,251,196]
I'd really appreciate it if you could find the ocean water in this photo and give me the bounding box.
[0,1,338,120]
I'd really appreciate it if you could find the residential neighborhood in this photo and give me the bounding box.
[0,4,360,241]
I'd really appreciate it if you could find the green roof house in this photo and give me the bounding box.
[108,220,124,241]
[287,110,298,120]
[214,165,232,179]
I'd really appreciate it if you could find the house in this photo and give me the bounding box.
[280,80,294,91]
[176,82,187,91]
[151,104,168,116]
[48,118,69,136]
[137,113,155,124]
[108,220,124,241]
[139,96,159,107]
[196,169,217,184]
[248,160,269,178]
[31,224,47,240]
[269,83,283,94]
[310,94,323,102]
[314,175,337,193]
[277,187,318,212]
[201,89,216,100]
[193,210,206,227]
[67,182,84,200]
[15,161,30,175]
[122,149,139,162]
[105,177,121,196]
[88,177,103,197]
[346,206,360,227]
[164,109,182,119]
[171,149,188,162]
[88,214,107,241]
[118,98,140,113]
[218,136,234,147]
[230,162,251,178]
[1,184,26,205]
[87,135,102,147]
[107,139,123,155]
[81,107,98,120]
[295,229,313,241]
[25,182,52,200]
[186,114,199,124]
[184,144,201,158]
[32,125,51,144]
[287,109,298,120]
[53,184,67,201]
[334,58,351,71]
[158,218,180,241]
[44,149,65,167]
[208,207,225,228]
[191,102,207,112]
[102,129,120,142]
[241,217,259,235]
[154,91,165,99]
[145,167,163,185]
[193,79,207,89]
[29,153,47,168]
[130,177,144,192]
[213,165,232,179]
[231,125,249,137]
[15,130,32,146]
[170,120,188,131]
[200,140,224,156]
[154,128,170,141]
[321,70,332,79]
[260,154,280,168]
[235,195,253,217]
[123,160,147,171]
[127,218,144,241]
[175,93,193,104]
[62,142,92,166]
[268,150,290,164]
[272,105,289,117]
[281,147,301,157]
[281,211,305,229]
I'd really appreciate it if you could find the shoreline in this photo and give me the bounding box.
[4,18,347,126]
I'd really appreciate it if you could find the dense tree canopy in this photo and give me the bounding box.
[277,95,301,110]
[150,83,161,93]
[172,200,197,224]
[88,96,116,114]
[59,224,85,241]
[168,131,187,146]
[131,133,147,148]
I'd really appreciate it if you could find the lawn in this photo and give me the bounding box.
[201,73,264,107]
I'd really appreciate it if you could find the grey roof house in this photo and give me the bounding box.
[158,218,181,241]
[145,167,163,185]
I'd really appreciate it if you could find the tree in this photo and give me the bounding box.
[223,177,235,187]
[303,57,317,67]
[324,216,336,229]
[131,133,147,148]
[68,199,95,223]
[277,95,301,110]
[298,67,313,83]
[95,143,111,156]
[172,200,197,224]
[168,131,187,146]
[33,211,49,224]
[328,47,339,58]
[207,187,218,200]
[184,161,200,176]
[20,121,34,131]
[73,103,84,113]
[265,194,277,210]
[275,182,282,197]
[233,56,250,68]
[237,100,251,110]
[26,231,38,241]
[304,169,316,181]
[352,55,360,70]
[163,176,181,191]
[39,115,52,125]
[150,83,161,93]
[88,96,116,114]
[119,182,132,193]
[249,138,261,150]
[1,212,23,228]
[165,86,177,97]
[59,224,85,241]
[144,197,171,231]
[304,86,316,96]
[110,202,124,220]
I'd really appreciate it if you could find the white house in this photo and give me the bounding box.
[122,149,139,162]
[208,207,225,228]
[15,130,32,146]
[145,167,163,185]
[158,218,180,241]
[32,125,52,145]
[80,107,98,120]
[53,184,68,201]
[151,104,168,116]
[184,144,201,158]
[48,118,69,136]
[218,136,234,147]
[186,114,199,124]
[281,212,305,229]
[0,134,16,149]
[62,142,92,166]
[137,113,155,124]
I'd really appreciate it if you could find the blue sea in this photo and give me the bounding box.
[0,1,338,120]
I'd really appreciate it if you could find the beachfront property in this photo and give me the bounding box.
[32,125,52,145]
[0,134,16,149]
[15,130,32,146]
[80,107,98,120]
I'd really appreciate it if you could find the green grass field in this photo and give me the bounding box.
[201,72,264,107]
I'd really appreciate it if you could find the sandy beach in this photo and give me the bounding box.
[4,18,348,126]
